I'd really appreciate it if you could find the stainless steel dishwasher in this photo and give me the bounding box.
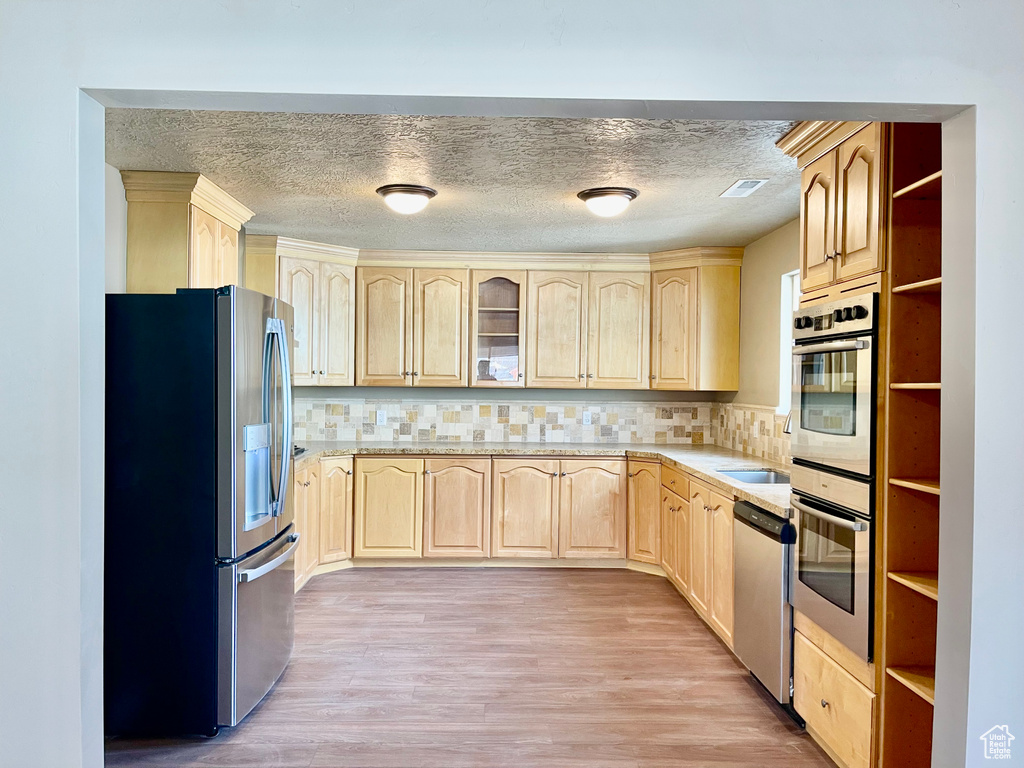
[733,500,797,713]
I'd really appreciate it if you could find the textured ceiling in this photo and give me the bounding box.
[106,110,799,253]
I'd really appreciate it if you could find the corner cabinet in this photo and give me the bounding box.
[627,460,662,564]
[319,457,353,564]
[122,171,254,294]
[353,457,424,557]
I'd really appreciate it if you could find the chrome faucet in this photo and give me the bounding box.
[783,411,793,435]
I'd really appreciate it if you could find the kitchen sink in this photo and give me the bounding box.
[716,469,790,485]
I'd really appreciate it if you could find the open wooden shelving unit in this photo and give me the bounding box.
[878,122,942,768]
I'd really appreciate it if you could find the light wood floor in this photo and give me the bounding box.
[106,568,834,767]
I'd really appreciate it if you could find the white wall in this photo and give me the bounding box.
[735,219,799,408]
[104,164,126,293]
[1,3,1022,767]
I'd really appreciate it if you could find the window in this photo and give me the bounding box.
[778,270,800,413]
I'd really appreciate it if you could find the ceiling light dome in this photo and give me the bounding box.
[577,187,639,217]
[376,184,437,215]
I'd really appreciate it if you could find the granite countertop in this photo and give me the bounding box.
[294,441,792,517]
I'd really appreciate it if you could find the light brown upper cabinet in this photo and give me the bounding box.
[356,267,414,386]
[786,122,886,294]
[587,272,651,389]
[122,171,254,294]
[471,270,526,387]
[423,458,491,557]
[353,457,424,558]
[627,460,662,564]
[279,255,356,387]
[526,271,588,388]
[319,456,353,564]
[558,459,627,558]
[356,267,469,387]
[650,264,740,391]
[413,269,470,387]
[491,459,560,558]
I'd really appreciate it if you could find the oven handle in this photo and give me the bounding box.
[792,339,869,356]
[792,499,868,531]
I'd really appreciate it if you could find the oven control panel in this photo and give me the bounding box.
[793,293,877,341]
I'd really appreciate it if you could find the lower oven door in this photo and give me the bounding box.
[791,337,874,476]
[791,493,873,660]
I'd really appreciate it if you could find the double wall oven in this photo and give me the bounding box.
[790,293,877,661]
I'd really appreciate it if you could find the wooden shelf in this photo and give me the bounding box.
[887,666,936,705]
[477,333,519,337]
[888,571,939,601]
[892,277,942,295]
[890,383,941,391]
[893,170,942,200]
[890,478,941,496]
[477,307,519,312]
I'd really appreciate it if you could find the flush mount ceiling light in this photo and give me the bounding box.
[577,187,639,217]
[375,184,437,215]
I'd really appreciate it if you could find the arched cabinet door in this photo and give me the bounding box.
[413,268,469,387]
[588,272,651,389]
[353,458,424,557]
[356,267,413,386]
[651,268,697,391]
[319,263,355,386]
[836,122,884,282]
[558,459,627,559]
[628,460,662,564]
[800,150,837,293]
[279,256,319,386]
[526,272,588,388]
[319,457,353,564]
[424,458,491,557]
[491,460,560,558]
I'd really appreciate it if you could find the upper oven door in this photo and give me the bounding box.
[791,336,874,477]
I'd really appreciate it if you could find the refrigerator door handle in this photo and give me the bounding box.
[263,317,293,518]
[238,533,300,583]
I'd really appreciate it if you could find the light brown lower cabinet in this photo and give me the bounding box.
[319,457,353,564]
[660,490,676,581]
[794,631,875,768]
[491,459,560,558]
[293,462,321,592]
[627,460,662,564]
[708,490,735,647]
[353,457,424,557]
[687,481,712,618]
[660,487,690,595]
[558,459,627,558]
[424,458,491,557]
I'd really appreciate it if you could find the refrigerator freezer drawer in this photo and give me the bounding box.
[217,528,298,726]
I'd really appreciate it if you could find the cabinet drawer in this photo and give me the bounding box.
[660,464,689,497]
[794,631,875,768]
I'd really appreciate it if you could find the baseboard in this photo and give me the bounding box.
[313,557,670,575]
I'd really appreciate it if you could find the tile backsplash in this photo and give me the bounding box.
[293,395,791,464]
[294,397,716,445]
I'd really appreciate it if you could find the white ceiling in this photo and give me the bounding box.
[106,110,799,253]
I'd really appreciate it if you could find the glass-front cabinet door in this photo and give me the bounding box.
[471,270,526,387]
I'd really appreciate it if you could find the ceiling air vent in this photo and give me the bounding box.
[720,179,768,198]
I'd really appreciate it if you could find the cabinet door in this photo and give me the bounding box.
[471,270,526,387]
[491,459,559,558]
[675,492,691,596]
[660,490,676,581]
[424,458,491,557]
[836,122,884,282]
[353,457,424,557]
[800,150,837,293]
[319,457,353,563]
[526,271,587,388]
[558,459,627,558]
[319,262,355,386]
[356,267,413,386]
[709,491,735,648]
[414,268,469,387]
[293,467,308,591]
[650,268,697,390]
[216,221,239,287]
[688,481,711,618]
[279,256,320,386]
[627,460,661,563]
[588,272,650,389]
[303,463,321,582]
[188,206,220,289]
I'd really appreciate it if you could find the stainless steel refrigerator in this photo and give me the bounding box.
[105,286,297,737]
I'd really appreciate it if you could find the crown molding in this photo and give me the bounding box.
[648,246,744,270]
[120,170,255,230]
[245,234,359,266]
[776,121,873,168]
[356,249,652,272]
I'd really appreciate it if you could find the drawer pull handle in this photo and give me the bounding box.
[821,699,829,709]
